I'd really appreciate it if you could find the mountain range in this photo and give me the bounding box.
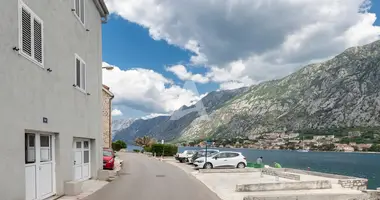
[113,40,380,143]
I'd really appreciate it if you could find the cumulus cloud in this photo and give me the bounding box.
[105,0,380,86]
[141,113,171,120]
[166,64,209,83]
[111,109,123,116]
[102,62,204,114]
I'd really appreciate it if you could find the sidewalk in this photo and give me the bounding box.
[58,155,124,200]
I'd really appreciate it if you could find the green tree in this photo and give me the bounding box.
[369,144,380,152]
[114,140,127,148]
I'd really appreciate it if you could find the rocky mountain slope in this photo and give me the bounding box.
[178,40,380,141]
[113,40,380,143]
[112,87,249,143]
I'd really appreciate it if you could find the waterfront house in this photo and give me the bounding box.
[102,84,114,148]
[0,0,108,199]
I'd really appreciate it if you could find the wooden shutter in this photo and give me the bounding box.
[81,62,86,90]
[75,0,80,17]
[33,19,43,63]
[76,59,81,88]
[21,7,32,56]
[80,0,85,24]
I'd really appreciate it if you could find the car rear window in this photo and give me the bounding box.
[103,150,113,157]
[227,153,239,157]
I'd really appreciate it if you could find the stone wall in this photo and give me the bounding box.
[236,180,332,192]
[284,168,355,179]
[102,89,112,148]
[199,168,261,173]
[338,179,368,191]
[261,169,300,180]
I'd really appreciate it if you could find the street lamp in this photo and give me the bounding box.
[102,66,114,70]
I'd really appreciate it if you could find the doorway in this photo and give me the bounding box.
[73,139,91,181]
[25,133,56,200]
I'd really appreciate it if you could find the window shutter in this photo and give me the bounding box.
[81,62,86,90]
[75,0,80,17]
[21,8,32,56]
[33,19,43,63]
[76,59,81,88]
[80,0,85,24]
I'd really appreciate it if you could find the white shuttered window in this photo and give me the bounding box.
[75,55,86,91]
[19,1,43,66]
[74,0,85,25]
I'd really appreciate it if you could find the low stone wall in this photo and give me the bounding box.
[243,193,370,200]
[284,168,355,179]
[236,180,332,192]
[338,179,368,191]
[261,169,300,181]
[199,168,261,173]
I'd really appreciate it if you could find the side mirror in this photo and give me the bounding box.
[214,156,218,160]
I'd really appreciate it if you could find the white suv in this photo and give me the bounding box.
[194,151,247,169]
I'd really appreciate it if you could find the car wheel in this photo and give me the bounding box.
[237,162,246,169]
[203,162,213,169]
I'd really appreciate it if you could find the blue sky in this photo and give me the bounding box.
[102,0,380,120]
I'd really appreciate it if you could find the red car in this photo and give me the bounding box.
[103,148,115,170]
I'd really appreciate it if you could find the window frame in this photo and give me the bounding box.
[73,0,85,26]
[18,0,44,68]
[74,54,87,92]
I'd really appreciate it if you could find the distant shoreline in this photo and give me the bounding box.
[179,146,380,154]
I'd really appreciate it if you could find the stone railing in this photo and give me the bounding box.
[261,168,301,180]
[283,168,355,179]
[338,179,368,191]
[236,180,332,192]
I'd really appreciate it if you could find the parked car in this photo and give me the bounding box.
[175,150,196,163]
[194,151,247,169]
[189,149,219,164]
[103,148,115,170]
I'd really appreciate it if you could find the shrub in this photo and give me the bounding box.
[133,149,140,153]
[112,140,127,151]
[151,144,178,156]
[114,140,127,148]
[112,142,122,151]
[143,146,152,152]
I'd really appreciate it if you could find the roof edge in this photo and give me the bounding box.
[93,0,109,22]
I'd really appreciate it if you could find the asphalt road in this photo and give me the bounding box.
[83,153,221,200]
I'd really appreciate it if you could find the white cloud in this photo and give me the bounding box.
[105,0,380,87]
[141,113,171,120]
[166,65,209,83]
[102,62,204,114]
[111,109,123,116]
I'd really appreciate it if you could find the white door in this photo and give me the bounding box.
[73,140,91,181]
[25,133,56,200]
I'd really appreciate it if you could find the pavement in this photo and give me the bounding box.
[164,160,367,200]
[82,153,221,200]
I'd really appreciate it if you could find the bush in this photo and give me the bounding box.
[143,146,152,152]
[133,149,140,153]
[151,144,178,156]
[112,140,127,151]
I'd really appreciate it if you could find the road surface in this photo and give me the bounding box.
[83,153,221,200]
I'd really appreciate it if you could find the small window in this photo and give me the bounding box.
[25,133,36,164]
[84,141,89,149]
[40,135,51,162]
[84,151,89,163]
[19,1,44,65]
[75,55,86,91]
[76,141,82,149]
[74,0,85,24]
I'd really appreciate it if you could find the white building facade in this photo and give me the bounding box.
[0,0,108,199]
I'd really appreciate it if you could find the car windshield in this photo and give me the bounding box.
[103,150,113,157]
